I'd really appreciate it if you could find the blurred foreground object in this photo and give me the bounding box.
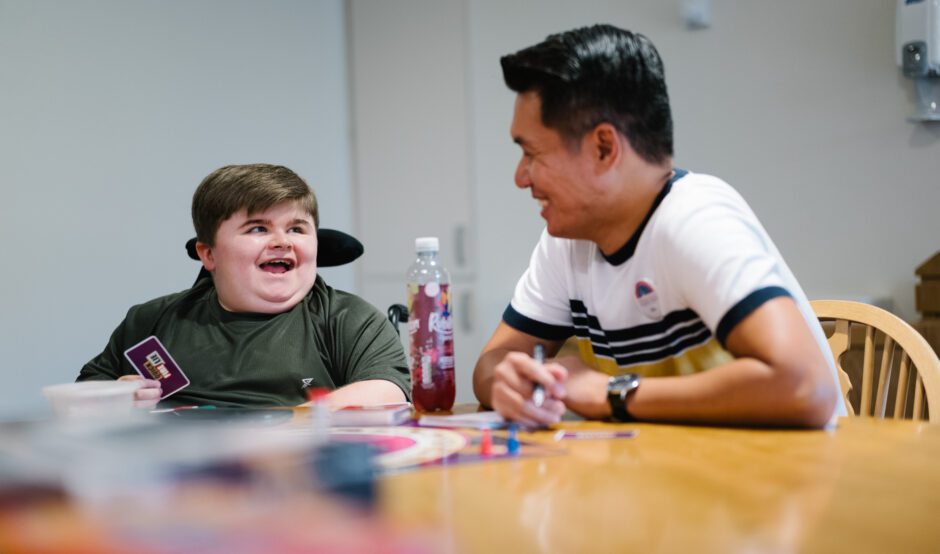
[42,381,143,419]
[0,411,440,553]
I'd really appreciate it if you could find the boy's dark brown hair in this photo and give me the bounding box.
[192,164,319,246]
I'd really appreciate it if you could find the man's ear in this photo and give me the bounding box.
[195,241,216,272]
[591,123,622,168]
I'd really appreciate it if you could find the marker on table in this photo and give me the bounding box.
[531,344,545,408]
[553,430,638,441]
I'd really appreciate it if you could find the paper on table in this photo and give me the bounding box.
[331,403,413,427]
[417,411,507,430]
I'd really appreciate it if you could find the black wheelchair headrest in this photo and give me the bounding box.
[185,228,364,268]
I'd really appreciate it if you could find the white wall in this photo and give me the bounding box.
[0,0,354,418]
[3,0,938,417]
[467,0,940,349]
[347,0,484,404]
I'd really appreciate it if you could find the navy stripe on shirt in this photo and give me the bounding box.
[502,304,574,341]
[715,286,792,347]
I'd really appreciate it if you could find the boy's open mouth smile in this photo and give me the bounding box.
[259,258,296,274]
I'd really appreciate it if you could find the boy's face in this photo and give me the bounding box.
[196,201,318,314]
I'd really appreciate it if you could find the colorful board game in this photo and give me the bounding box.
[329,426,563,472]
[268,424,563,473]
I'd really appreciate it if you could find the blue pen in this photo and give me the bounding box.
[531,344,545,408]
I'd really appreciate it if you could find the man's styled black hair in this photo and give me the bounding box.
[501,24,673,164]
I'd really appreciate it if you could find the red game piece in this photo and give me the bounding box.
[480,428,493,456]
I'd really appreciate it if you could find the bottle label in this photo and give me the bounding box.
[407,283,455,398]
[421,354,432,386]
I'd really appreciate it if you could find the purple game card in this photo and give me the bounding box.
[124,336,190,399]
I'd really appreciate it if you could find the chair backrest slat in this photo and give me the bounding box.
[874,336,895,418]
[894,353,911,419]
[860,327,876,417]
[827,320,854,415]
[913,374,924,420]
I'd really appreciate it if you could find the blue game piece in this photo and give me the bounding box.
[506,423,520,455]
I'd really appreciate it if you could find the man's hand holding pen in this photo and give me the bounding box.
[490,344,568,427]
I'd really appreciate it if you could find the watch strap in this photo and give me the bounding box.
[608,374,640,422]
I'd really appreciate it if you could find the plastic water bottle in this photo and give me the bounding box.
[406,237,455,412]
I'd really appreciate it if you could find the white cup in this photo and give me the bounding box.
[42,380,144,419]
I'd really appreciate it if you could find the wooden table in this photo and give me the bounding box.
[380,417,940,553]
[3,413,938,553]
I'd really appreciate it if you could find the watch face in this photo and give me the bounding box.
[608,374,637,394]
[608,374,641,404]
[607,374,640,422]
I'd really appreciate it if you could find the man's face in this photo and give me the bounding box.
[197,201,318,314]
[510,91,600,239]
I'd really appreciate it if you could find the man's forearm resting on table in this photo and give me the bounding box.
[477,348,837,428]
[617,358,837,428]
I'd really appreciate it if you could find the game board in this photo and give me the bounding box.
[328,426,563,472]
[252,424,559,473]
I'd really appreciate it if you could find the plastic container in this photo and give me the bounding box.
[406,237,455,412]
[42,380,143,419]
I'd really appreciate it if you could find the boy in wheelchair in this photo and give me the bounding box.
[78,164,409,409]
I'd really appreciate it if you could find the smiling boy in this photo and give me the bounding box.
[78,164,409,408]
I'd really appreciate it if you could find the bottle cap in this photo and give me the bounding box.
[415,237,439,253]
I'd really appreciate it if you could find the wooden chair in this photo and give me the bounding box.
[811,300,940,422]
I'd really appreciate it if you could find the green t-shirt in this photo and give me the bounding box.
[78,277,410,407]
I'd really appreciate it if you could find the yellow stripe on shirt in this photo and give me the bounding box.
[576,336,733,377]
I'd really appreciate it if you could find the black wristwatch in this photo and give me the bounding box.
[607,373,641,422]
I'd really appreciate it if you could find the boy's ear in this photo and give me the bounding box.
[195,241,216,272]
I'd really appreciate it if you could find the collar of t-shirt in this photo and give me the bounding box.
[601,168,689,266]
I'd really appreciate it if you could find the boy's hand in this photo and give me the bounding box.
[118,375,162,408]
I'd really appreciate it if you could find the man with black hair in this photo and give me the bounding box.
[472,25,843,428]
